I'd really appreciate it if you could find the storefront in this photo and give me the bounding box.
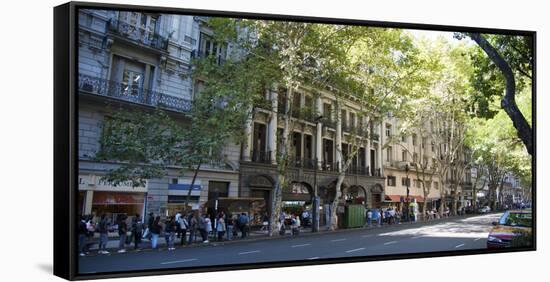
[78,174,147,222]
[166,179,202,215]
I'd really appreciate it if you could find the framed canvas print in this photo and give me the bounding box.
[54,1,536,280]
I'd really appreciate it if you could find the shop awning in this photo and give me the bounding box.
[384,195,425,203]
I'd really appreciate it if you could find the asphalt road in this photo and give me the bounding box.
[78,213,502,274]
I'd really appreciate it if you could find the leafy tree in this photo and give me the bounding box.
[463,33,533,155]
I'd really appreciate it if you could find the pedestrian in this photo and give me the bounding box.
[301,210,310,227]
[366,209,372,227]
[198,213,208,243]
[232,214,239,238]
[226,213,234,240]
[291,214,300,236]
[379,209,384,226]
[216,214,226,241]
[78,215,88,256]
[239,213,250,238]
[261,213,269,232]
[130,214,143,250]
[205,214,213,241]
[142,212,154,240]
[187,212,198,245]
[84,215,95,254]
[395,210,401,224]
[164,216,177,250]
[117,214,128,253]
[177,212,188,246]
[150,216,161,249]
[97,214,110,254]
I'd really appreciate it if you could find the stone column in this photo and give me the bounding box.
[242,105,253,161]
[365,117,371,173]
[84,190,93,215]
[378,121,384,176]
[268,89,278,164]
[315,95,323,167]
[335,102,342,172]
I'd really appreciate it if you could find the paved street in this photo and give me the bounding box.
[79,213,501,274]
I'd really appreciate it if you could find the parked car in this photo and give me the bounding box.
[487,210,532,249]
[478,206,491,214]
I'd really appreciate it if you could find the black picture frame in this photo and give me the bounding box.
[54,1,536,280]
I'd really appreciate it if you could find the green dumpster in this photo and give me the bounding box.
[344,205,366,228]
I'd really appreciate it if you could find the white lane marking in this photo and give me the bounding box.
[307,257,321,260]
[455,244,465,248]
[411,236,424,239]
[474,238,482,241]
[384,241,398,245]
[345,248,365,253]
[160,258,198,265]
[331,238,347,242]
[238,250,261,255]
[291,244,311,248]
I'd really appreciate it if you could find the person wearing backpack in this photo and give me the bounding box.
[130,214,143,250]
[97,214,110,254]
[117,214,128,253]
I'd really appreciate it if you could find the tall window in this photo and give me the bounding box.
[386,146,393,162]
[402,150,407,162]
[387,176,396,186]
[385,124,392,137]
[208,181,229,199]
[412,134,417,146]
[121,69,143,96]
[413,152,418,163]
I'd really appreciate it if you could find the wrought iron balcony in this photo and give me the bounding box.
[78,74,191,113]
[106,19,168,51]
[289,158,317,169]
[346,165,370,176]
[371,133,380,141]
[251,150,272,164]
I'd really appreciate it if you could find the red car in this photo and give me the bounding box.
[487,210,532,249]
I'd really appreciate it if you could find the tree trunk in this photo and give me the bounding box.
[184,162,202,208]
[330,174,345,231]
[468,33,532,155]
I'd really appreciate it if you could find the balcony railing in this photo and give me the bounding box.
[346,165,370,176]
[320,117,336,129]
[191,50,226,65]
[251,150,272,164]
[371,133,380,141]
[106,19,168,51]
[78,74,191,113]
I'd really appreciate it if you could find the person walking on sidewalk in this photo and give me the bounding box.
[216,213,226,241]
[130,214,143,250]
[150,216,162,249]
[97,214,110,254]
[117,215,128,253]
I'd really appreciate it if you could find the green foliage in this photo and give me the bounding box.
[466,34,532,118]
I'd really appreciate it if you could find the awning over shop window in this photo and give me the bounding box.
[92,192,145,205]
[384,195,425,203]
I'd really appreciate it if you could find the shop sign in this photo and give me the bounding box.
[78,174,147,192]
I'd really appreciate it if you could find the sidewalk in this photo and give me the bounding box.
[81,213,489,256]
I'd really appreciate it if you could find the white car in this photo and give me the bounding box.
[478,206,491,213]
